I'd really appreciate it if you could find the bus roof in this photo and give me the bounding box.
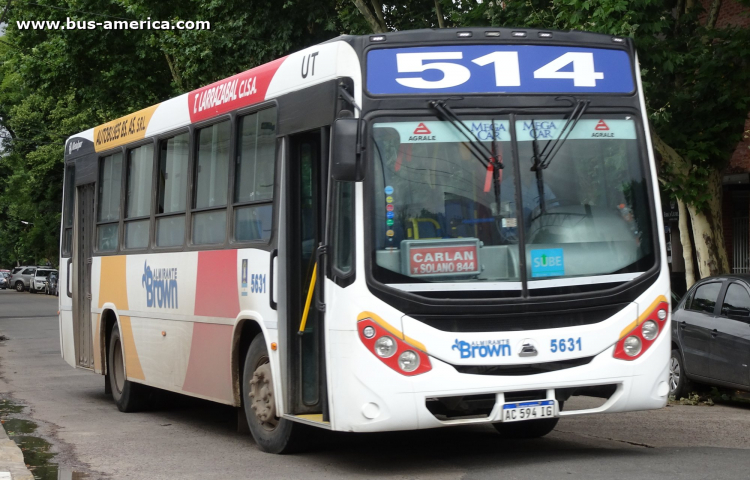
[64,27,634,160]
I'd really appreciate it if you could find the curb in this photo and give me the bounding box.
[0,419,34,480]
[0,329,34,480]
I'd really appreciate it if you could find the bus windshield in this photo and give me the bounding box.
[370,114,654,291]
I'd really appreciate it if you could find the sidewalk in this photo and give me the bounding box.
[0,419,33,480]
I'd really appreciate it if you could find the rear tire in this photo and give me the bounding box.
[108,326,147,412]
[15,282,24,292]
[493,417,559,439]
[242,336,305,453]
[670,349,690,399]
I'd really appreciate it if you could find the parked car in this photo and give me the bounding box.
[45,272,59,296]
[31,268,57,294]
[0,272,10,289]
[670,275,750,399]
[9,266,37,292]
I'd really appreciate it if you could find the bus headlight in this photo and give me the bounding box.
[623,336,642,357]
[362,326,376,339]
[398,350,420,372]
[358,316,431,376]
[613,297,668,361]
[374,336,397,358]
[641,320,658,341]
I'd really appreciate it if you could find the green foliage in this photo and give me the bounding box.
[0,0,342,267]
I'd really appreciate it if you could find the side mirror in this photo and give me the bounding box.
[331,117,365,181]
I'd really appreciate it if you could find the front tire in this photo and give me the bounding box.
[108,326,147,412]
[493,417,559,439]
[669,349,690,399]
[242,336,305,453]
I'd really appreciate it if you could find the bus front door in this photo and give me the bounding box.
[285,129,329,418]
[73,183,95,369]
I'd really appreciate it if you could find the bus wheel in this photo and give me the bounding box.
[108,327,146,412]
[493,418,559,439]
[242,336,304,454]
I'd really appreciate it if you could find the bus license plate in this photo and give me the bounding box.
[502,400,556,422]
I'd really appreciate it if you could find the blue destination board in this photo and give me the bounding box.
[367,45,634,95]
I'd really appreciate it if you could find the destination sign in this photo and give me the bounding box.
[401,239,481,277]
[367,45,634,95]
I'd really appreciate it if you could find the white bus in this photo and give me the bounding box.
[59,28,670,453]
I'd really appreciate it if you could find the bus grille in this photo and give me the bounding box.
[452,356,594,376]
[410,303,626,332]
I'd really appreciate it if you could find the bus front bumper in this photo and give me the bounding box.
[328,327,669,433]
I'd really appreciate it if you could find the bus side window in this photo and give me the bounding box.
[124,143,154,249]
[62,164,75,256]
[234,107,277,242]
[97,152,123,252]
[332,181,354,277]
[193,120,231,245]
[156,132,189,247]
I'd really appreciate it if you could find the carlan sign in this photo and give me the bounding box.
[452,339,511,359]
[142,261,178,309]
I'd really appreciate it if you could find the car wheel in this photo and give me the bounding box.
[15,282,24,292]
[669,349,690,399]
[242,336,306,453]
[108,326,148,412]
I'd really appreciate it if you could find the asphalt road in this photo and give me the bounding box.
[1,289,750,479]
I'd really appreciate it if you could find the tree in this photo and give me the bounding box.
[0,0,342,267]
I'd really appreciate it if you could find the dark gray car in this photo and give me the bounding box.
[670,275,750,398]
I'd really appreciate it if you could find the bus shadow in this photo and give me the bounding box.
[88,389,651,474]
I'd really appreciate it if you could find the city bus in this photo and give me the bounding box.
[59,27,670,453]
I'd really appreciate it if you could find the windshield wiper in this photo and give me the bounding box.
[429,100,505,216]
[530,99,590,214]
[429,100,497,169]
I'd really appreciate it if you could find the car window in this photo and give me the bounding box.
[689,282,722,314]
[720,283,750,319]
[21,268,35,275]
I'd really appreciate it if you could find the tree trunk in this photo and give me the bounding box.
[677,197,696,289]
[352,0,387,33]
[686,169,729,278]
[652,131,730,282]
[706,0,723,29]
[434,0,446,28]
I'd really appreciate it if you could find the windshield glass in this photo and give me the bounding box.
[370,114,653,292]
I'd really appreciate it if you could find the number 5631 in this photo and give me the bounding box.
[550,337,582,353]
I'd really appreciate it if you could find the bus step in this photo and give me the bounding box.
[283,413,332,429]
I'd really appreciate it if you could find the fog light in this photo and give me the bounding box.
[623,336,642,357]
[363,326,376,339]
[398,350,420,372]
[657,309,667,320]
[374,336,397,358]
[642,320,658,340]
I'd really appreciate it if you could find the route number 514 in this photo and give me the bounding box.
[395,51,603,89]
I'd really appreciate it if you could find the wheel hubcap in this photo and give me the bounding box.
[669,357,680,394]
[248,360,278,430]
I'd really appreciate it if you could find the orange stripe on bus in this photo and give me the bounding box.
[98,256,129,310]
[118,315,145,381]
[618,295,668,340]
